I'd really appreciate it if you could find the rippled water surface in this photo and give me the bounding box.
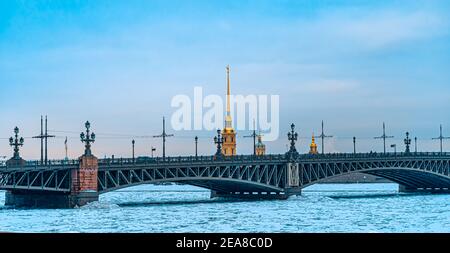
[1,183,449,233]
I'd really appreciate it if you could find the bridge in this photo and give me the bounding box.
[1,123,450,208]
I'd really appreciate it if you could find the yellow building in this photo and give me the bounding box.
[309,133,318,155]
[222,65,237,156]
[255,134,266,156]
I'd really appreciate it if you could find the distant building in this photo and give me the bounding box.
[222,65,236,156]
[256,134,266,156]
[309,133,318,155]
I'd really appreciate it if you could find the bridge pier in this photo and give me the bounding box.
[398,184,419,193]
[5,190,98,208]
[66,155,99,208]
[399,184,450,194]
[210,188,301,200]
[210,190,299,200]
[5,155,99,208]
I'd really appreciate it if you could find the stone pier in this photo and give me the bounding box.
[5,155,99,208]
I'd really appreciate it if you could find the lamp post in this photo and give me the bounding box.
[287,123,299,159]
[132,139,135,161]
[80,121,95,156]
[353,137,356,154]
[404,132,411,154]
[414,137,417,153]
[195,136,198,159]
[9,127,24,160]
[214,130,224,158]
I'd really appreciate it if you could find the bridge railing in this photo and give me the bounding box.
[296,152,450,161]
[0,159,80,170]
[2,151,449,170]
[97,154,287,166]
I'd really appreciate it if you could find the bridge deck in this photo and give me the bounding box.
[1,152,450,196]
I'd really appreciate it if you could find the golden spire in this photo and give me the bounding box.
[224,65,233,130]
[226,65,231,116]
[222,65,236,156]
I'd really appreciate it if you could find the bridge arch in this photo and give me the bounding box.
[98,177,285,195]
[97,162,289,196]
[299,163,450,192]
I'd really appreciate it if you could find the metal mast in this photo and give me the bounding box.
[33,115,55,165]
[315,120,333,154]
[244,120,257,155]
[153,117,174,160]
[44,116,55,164]
[374,122,394,154]
[432,124,450,154]
[32,116,44,164]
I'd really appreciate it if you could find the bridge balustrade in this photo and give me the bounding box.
[296,152,450,161]
[2,152,449,170]
[96,154,287,167]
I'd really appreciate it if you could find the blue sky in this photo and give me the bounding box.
[1,0,450,159]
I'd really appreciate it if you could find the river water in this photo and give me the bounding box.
[0,183,449,233]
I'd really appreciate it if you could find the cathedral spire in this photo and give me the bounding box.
[226,65,231,116]
[225,65,233,130]
[222,65,236,156]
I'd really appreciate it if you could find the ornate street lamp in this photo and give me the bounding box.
[287,123,298,154]
[80,121,96,156]
[9,127,24,160]
[404,132,411,154]
[214,130,224,158]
